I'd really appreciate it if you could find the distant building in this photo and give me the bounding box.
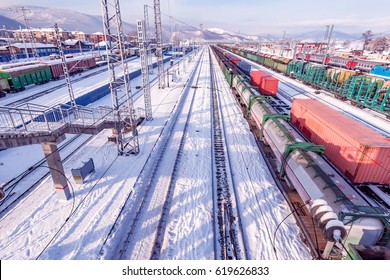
[0,45,22,56]
[63,39,94,51]
[12,28,72,44]
[89,32,105,44]
[12,42,57,56]
[71,31,89,41]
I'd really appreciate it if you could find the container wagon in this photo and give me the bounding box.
[290,98,390,184]
[48,56,97,80]
[0,64,52,92]
[250,70,278,96]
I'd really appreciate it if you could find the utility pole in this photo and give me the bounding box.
[323,25,330,42]
[200,24,204,43]
[11,7,40,60]
[322,24,334,65]
[101,0,139,156]
[144,5,154,74]
[137,20,152,121]
[154,0,165,88]
[302,43,307,62]
[168,0,173,46]
[77,31,83,55]
[292,43,298,63]
[3,25,17,61]
[54,23,76,107]
[19,26,29,59]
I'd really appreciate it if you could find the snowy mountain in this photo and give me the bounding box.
[205,28,259,42]
[0,5,136,33]
[0,14,24,29]
[0,5,259,42]
[0,4,362,42]
[289,30,361,41]
[169,26,260,42]
[257,30,361,42]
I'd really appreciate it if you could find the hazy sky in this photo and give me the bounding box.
[1,0,389,36]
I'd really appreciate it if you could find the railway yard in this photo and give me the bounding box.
[0,43,389,261]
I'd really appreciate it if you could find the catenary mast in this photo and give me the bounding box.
[101,0,139,155]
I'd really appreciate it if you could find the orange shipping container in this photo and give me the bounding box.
[290,98,390,184]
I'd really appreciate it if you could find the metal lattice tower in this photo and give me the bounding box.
[101,0,139,155]
[54,23,76,107]
[154,0,165,88]
[3,26,17,61]
[11,7,40,60]
[144,5,154,75]
[137,20,153,121]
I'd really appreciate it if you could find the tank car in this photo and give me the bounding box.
[231,74,389,259]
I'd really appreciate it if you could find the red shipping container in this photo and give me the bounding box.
[250,70,270,86]
[290,98,390,184]
[260,77,278,96]
[231,57,241,65]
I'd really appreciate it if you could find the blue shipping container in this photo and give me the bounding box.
[237,60,251,76]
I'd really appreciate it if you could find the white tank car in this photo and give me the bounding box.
[232,75,386,250]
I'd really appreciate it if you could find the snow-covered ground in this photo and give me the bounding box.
[0,47,311,260]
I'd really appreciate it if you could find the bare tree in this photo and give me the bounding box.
[371,37,389,53]
[342,40,351,49]
[362,30,374,51]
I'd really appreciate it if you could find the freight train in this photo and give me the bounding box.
[294,52,390,75]
[0,56,97,95]
[220,45,390,118]
[212,45,390,260]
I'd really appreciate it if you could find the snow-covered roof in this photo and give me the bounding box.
[64,39,79,45]
[96,41,107,47]
[17,27,64,33]
[12,43,57,49]
[64,39,93,46]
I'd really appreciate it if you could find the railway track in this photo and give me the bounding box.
[0,52,192,229]
[112,49,205,260]
[149,52,206,260]
[5,68,108,107]
[3,56,141,107]
[209,49,245,260]
[212,47,322,259]
[114,47,247,260]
